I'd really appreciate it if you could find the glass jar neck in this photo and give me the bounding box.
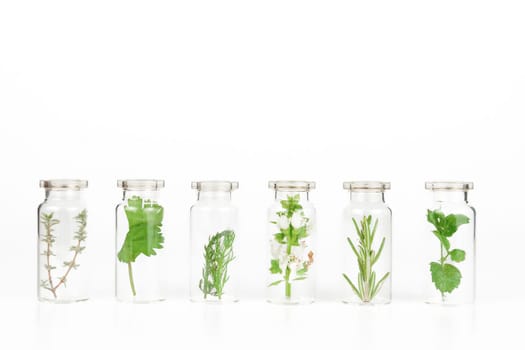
[123,190,161,201]
[197,191,232,201]
[349,191,385,203]
[46,189,84,200]
[275,191,309,201]
[432,190,468,203]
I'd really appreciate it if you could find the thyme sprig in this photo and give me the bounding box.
[343,215,389,303]
[40,210,88,298]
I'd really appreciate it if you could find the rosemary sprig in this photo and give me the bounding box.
[199,230,236,300]
[40,210,88,298]
[342,215,389,303]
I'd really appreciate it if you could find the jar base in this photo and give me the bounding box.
[266,298,314,305]
[342,299,391,306]
[38,297,89,304]
[116,298,166,304]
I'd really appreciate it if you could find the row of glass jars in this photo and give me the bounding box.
[38,179,476,305]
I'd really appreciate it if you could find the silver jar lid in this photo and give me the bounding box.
[117,179,165,190]
[268,180,316,192]
[343,181,390,192]
[425,181,473,191]
[191,181,239,192]
[40,179,88,190]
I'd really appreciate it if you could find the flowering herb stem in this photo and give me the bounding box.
[268,194,313,299]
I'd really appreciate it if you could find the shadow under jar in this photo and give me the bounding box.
[267,180,316,304]
[424,181,476,305]
[38,179,89,303]
[115,179,166,303]
[341,182,392,305]
[190,181,239,303]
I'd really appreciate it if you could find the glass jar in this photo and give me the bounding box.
[267,180,316,304]
[341,182,392,304]
[424,182,476,304]
[190,181,239,302]
[38,179,89,303]
[115,179,166,302]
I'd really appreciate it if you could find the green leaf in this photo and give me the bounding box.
[293,277,307,281]
[268,280,283,287]
[453,214,470,226]
[450,249,466,263]
[117,196,165,263]
[430,262,462,294]
[269,259,282,274]
[280,194,302,218]
[274,232,286,244]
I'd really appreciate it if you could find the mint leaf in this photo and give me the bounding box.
[453,214,470,227]
[450,249,466,262]
[430,262,462,293]
[269,259,282,274]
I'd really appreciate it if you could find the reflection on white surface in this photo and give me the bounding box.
[0,299,516,350]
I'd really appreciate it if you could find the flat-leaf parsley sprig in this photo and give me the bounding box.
[117,196,165,296]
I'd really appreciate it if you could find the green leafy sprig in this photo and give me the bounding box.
[117,196,165,296]
[342,215,389,303]
[199,230,236,300]
[268,194,313,298]
[427,209,469,300]
[40,210,88,298]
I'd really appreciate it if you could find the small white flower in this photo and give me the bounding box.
[292,241,306,258]
[270,240,283,260]
[291,211,305,228]
[277,215,290,230]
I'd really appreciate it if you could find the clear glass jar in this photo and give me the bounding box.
[424,182,476,304]
[341,182,392,304]
[38,179,89,303]
[267,180,316,304]
[115,179,166,302]
[190,181,239,303]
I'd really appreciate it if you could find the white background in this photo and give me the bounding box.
[1,1,524,349]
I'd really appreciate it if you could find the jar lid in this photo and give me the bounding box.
[343,181,390,192]
[191,181,239,192]
[425,181,474,191]
[40,179,88,190]
[117,179,165,190]
[268,180,316,192]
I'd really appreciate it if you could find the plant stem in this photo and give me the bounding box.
[285,240,292,298]
[440,244,445,302]
[127,262,137,296]
[44,220,57,299]
[52,239,81,293]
